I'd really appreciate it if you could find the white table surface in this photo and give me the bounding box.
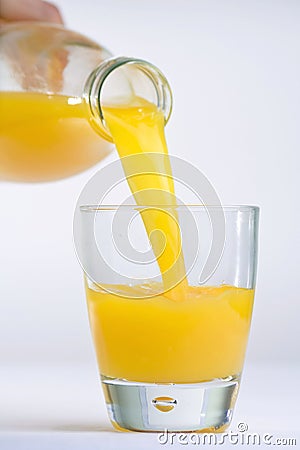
[1,362,299,450]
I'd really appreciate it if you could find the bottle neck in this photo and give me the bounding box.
[84,56,173,142]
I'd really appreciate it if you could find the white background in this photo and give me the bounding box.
[0,0,299,446]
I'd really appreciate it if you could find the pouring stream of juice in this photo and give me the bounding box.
[102,98,187,298]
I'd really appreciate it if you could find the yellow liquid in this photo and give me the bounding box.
[0,92,110,182]
[88,98,254,382]
[86,283,254,383]
[1,91,254,382]
[103,99,187,294]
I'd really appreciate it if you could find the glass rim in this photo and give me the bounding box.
[80,204,259,213]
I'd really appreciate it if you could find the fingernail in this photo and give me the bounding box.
[42,2,64,24]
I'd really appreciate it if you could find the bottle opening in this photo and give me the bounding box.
[84,57,173,142]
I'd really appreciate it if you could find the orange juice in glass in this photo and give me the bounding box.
[77,204,259,432]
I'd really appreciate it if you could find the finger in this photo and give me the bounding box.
[0,0,64,24]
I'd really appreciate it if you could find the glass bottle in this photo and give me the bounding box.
[0,22,172,182]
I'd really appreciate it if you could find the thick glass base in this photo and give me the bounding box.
[101,374,240,432]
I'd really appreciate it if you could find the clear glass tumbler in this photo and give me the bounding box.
[78,205,259,432]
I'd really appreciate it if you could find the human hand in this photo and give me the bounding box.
[1,0,65,92]
[0,0,63,24]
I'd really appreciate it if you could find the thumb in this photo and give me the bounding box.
[0,0,64,24]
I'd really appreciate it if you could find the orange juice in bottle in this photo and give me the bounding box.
[0,23,171,182]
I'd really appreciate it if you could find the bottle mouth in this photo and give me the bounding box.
[84,56,173,142]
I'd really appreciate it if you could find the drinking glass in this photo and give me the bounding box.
[77,205,259,432]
